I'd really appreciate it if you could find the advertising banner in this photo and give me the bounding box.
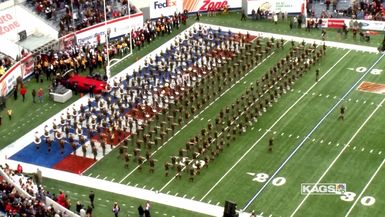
[75,13,144,45]
[327,19,345,28]
[306,18,385,31]
[149,0,183,19]
[247,0,304,14]
[183,0,241,13]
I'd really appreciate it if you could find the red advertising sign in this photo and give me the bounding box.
[327,19,345,28]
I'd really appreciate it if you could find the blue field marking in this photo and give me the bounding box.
[242,52,385,211]
[9,139,81,168]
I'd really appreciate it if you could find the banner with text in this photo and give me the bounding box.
[183,0,241,13]
[149,0,183,18]
[306,18,385,31]
[247,0,304,14]
[75,13,144,45]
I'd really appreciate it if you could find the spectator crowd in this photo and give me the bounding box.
[0,164,72,217]
[0,55,14,78]
[27,0,138,36]
[32,12,188,87]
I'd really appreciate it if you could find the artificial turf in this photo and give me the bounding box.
[2,13,385,217]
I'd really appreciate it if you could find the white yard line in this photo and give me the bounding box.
[118,43,282,184]
[202,23,378,53]
[344,157,385,217]
[200,49,352,202]
[290,96,385,217]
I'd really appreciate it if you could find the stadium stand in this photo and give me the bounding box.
[309,0,385,20]
[0,53,14,78]
[24,0,138,36]
[31,13,187,85]
[0,164,77,216]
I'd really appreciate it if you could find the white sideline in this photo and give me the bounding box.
[344,157,385,217]
[290,97,385,217]
[199,50,352,202]
[202,23,378,53]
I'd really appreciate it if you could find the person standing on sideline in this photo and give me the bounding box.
[338,105,346,120]
[273,13,278,24]
[7,108,12,120]
[13,85,18,100]
[38,88,44,103]
[75,201,83,214]
[144,201,151,217]
[241,10,247,21]
[195,12,200,21]
[89,191,95,208]
[112,202,120,217]
[32,89,36,103]
[315,68,320,82]
[268,137,274,152]
[138,205,144,217]
[20,85,27,102]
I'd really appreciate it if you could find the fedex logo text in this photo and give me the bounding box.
[154,0,177,9]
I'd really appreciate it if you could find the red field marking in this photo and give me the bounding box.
[231,34,257,43]
[91,129,131,145]
[357,81,385,95]
[53,155,96,174]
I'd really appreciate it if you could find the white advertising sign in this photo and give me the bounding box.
[75,13,144,45]
[247,0,304,14]
[149,0,183,19]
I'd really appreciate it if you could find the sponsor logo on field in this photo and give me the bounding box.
[301,183,346,195]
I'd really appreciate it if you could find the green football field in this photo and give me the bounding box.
[80,41,385,217]
[2,13,385,217]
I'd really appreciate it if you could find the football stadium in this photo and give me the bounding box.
[0,0,384,216]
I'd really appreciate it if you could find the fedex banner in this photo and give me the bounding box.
[75,13,144,45]
[183,0,241,13]
[247,0,304,14]
[307,18,385,31]
[149,0,183,18]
